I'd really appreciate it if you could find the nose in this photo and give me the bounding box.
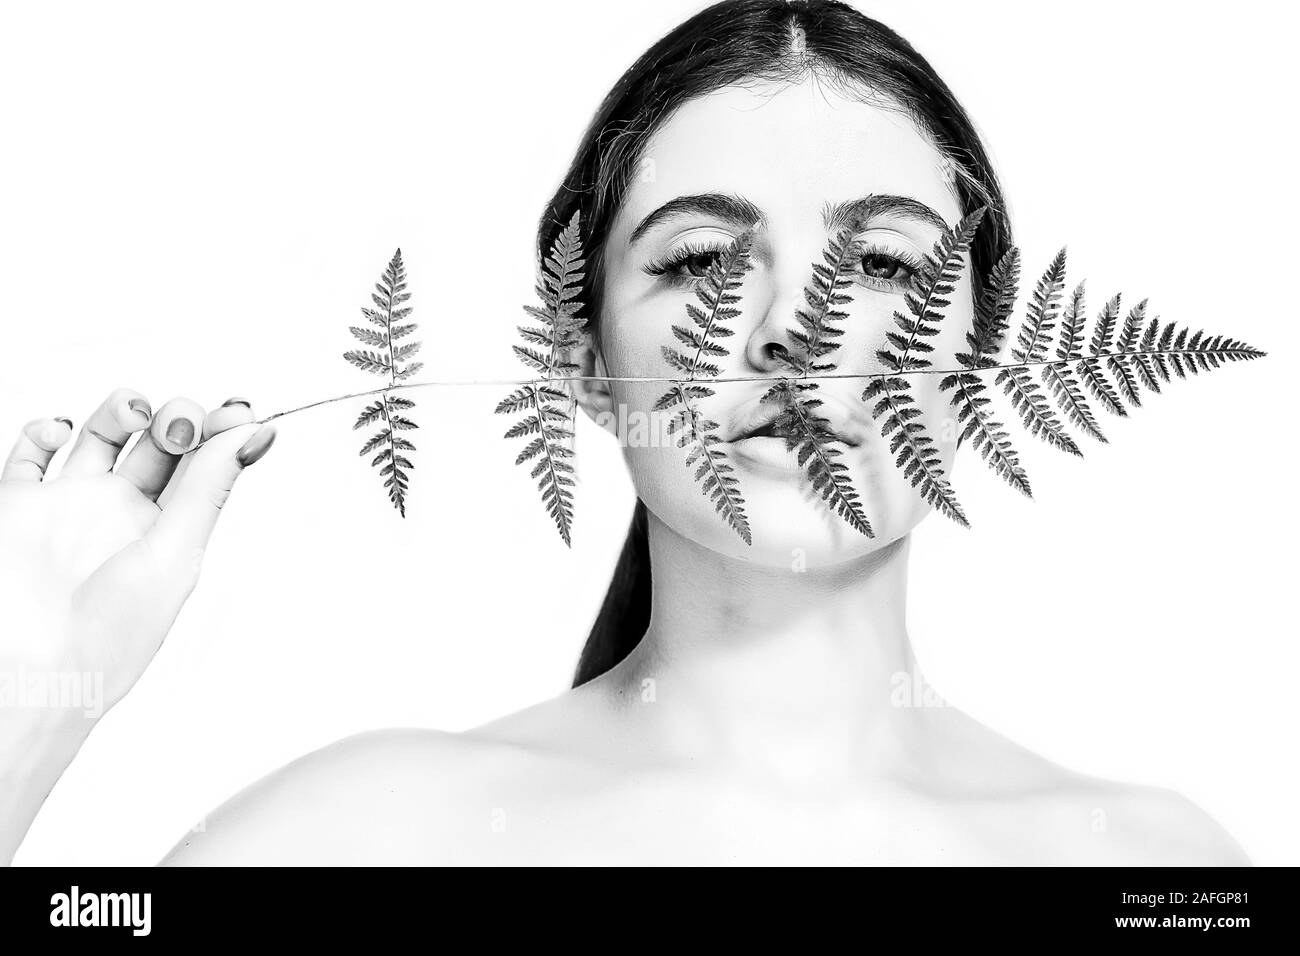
[742,270,802,374]
[745,331,794,372]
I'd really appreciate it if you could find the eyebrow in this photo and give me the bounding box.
[824,195,951,235]
[628,194,764,245]
[627,192,950,246]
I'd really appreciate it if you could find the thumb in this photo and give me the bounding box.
[145,422,277,570]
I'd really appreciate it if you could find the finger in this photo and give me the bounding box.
[58,388,153,477]
[157,397,257,510]
[114,397,206,501]
[145,422,277,571]
[1,417,74,482]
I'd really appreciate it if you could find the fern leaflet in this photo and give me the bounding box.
[942,245,1032,497]
[994,247,1082,457]
[496,210,586,546]
[343,248,420,517]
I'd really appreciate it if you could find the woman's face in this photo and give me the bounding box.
[578,76,971,567]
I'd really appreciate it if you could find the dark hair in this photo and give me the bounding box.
[541,0,1015,687]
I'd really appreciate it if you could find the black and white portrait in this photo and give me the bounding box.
[1,0,1292,881]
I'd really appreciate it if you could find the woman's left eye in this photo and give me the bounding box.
[856,247,920,291]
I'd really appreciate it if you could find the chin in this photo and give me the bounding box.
[632,443,931,570]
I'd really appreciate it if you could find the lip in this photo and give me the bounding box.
[728,434,804,472]
[725,389,868,448]
[722,387,873,478]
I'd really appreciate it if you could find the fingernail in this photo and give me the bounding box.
[55,417,73,429]
[236,425,276,467]
[222,397,251,409]
[165,417,196,450]
[128,398,152,421]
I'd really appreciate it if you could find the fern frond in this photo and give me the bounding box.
[654,228,758,545]
[659,229,756,379]
[665,383,751,545]
[763,379,873,536]
[782,228,860,375]
[498,210,586,545]
[344,248,420,517]
[1132,314,1164,394]
[994,249,1081,458]
[1107,298,1148,408]
[501,383,578,545]
[333,218,1266,543]
[515,209,587,378]
[942,245,1032,497]
[759,228,875,534]
[952,252,1267,484]
[1012,247,1068,364]
[1076,293,1129,418]
[864,207,986,527]
[1040,280,1108,443]
[958,245,1020,369]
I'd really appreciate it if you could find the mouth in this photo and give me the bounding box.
[722,390,869,475]
[732,414,803,443]
[726,393,865,448]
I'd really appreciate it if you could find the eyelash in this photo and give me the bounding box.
[642,239,726,287]
[642,238,923,292]
[854,241,924,293]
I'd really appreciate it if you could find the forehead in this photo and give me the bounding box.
[615,77,961,236]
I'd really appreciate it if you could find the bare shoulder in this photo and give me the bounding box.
[159,726,540,865]
[1062,778,1252,866]
[159,683,617,865]
[925,707,1250,866]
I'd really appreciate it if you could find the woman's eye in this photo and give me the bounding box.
[679,250,722,278]
[856,248,918,291]
[862,252,905,280]
[643,243,727,286]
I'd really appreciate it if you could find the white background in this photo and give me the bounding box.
[3,0,1295,865]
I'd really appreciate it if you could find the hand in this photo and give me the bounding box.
[0,388,276,719]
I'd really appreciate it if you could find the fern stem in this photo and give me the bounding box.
[198,345,1262,450]
[381,258,403,514]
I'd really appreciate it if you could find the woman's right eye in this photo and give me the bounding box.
[642,242,727,286]
[677,250,723,278]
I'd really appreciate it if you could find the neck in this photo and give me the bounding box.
[600,509,929,782]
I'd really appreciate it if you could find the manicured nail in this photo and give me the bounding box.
[236,425,276,467]
[222,397,251,409]
[55,417,73,429]
[165,417,196,450]
[127,398,152,424]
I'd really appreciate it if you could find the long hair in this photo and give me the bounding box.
[541,0,1015,687]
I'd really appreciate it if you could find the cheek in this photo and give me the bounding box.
[597,300,671,378]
